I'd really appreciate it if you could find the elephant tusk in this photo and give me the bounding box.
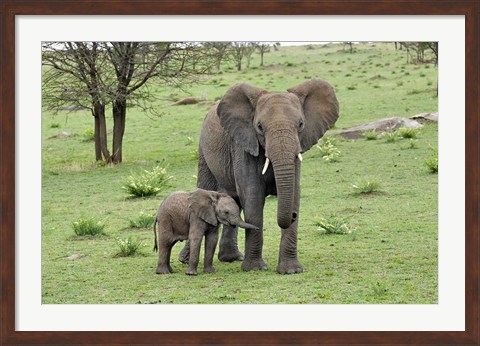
[262,158,270,175]
[298,153,303,162]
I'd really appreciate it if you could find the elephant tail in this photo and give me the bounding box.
[153,218,158,252]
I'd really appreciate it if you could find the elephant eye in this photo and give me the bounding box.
[298,120,305,132]
[256,122,264,134]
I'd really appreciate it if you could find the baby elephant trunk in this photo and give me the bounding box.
[231,218,259,231]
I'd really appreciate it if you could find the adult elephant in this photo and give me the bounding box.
[179,78,339,274]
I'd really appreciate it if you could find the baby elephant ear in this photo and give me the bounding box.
[288,78,339,152]
[217,83,267,157]
[188,189,218,226]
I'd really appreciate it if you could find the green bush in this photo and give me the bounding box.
[122,166,172,198]
[425,152,438,173]
[398,127,419,139]
[129,212,156,229]
[382,131,398,143]
[352,180,382,195]
[316,137,341,162]
[115,237,144,257]
[315,216,354,235]
[363,130,378,140]
[82,128,95,142]
[72,217,106,236]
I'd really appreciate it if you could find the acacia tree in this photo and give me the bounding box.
[256,42,271,66]
[42,42,112,161]
[43,42,215,163]
[202,42,231,71]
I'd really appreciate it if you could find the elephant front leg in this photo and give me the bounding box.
[203,228,219,273]
[241,198,267,271]
[277,222,303,274]
[186,235,202,276]
[218,224,244,262]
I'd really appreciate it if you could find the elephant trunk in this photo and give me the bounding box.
[230,218,259,231]
[267,130,300,230]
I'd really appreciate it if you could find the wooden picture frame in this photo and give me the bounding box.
[1,1,478,345]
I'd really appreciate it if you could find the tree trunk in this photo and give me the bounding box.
[260,52,264,66]
[93,102,112,163]
[112,99,127,164]
[93,112,102,161]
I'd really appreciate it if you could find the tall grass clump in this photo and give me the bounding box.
[382,131,398,143]
[122,166,172,198]
[397,127,419,139]
[115,237,144,257]
[82,128,95,142]
[316,137,341,162]
[363,130,378,140]
[315,216,354,235]
[129,212,156,229]
[352,180,382,195]
[72,217,106,236]
[425,151,438,173]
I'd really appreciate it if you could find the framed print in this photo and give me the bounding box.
[1,1,478,345]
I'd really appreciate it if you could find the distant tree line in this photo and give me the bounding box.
[395,42,438,65]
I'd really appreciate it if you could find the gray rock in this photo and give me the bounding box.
[411,112,438,122]
[335,117,423,140]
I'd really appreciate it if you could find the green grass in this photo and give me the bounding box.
[71,217,106,236]
[42,42,438,304]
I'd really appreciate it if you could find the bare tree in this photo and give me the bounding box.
[42,42,112,161]
[243,42,257,69]
[231,42,248,71]
[256,42,271,66]
[42,42,215,164]
[202,42,231,72]
[399,42,438,64]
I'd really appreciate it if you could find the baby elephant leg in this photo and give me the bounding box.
[186,236,202,276]
[178,241,190,264]
[156,232,174,274]
[203,228,219,273]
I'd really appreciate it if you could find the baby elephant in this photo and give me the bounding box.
[153,188,259,275]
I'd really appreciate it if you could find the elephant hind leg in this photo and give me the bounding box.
[178,241,190,264]
[156,233,174,274]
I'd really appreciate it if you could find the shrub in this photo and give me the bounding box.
[122,166,172,198]
[82,128,95,142]
[50,122,60,129]
[115,237,144,257]
[129,212,155,229]
[316,137,340,162]
[397,127,418,139]
[190,148,199,160]
[352,180,382,195]
[72,217,105,236]
[363,130,378,140]
[315,216,354,235]
[382,131,398,143]
[403,139,419,149]
[425,151,438,173]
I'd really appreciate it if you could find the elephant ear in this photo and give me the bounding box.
[188,189,218,226]
[287,78,339,152]
[217,83,267,156]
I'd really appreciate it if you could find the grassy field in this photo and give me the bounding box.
[42,42,438,304]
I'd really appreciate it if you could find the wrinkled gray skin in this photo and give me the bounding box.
[179,78,339,274]
[154,188,259,275]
